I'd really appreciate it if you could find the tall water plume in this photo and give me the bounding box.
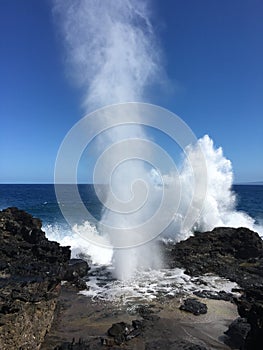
[53,0,164,279]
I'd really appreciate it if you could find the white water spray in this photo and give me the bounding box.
[53,1,263,282]
[53,0,164,279]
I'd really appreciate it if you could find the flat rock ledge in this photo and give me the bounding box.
[0,207,72,350]
[168,227,263,349]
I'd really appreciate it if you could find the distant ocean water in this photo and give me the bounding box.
[0,184,263,232]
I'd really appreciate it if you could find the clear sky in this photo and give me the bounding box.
[1,0,262,183]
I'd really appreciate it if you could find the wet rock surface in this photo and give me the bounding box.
[0,207,72,350]
[179,298,208,315]
[169,227,263,289]
[42,284,237,350]
[193,290,234,302]
[168,226,263,349]
[106,319,142,345]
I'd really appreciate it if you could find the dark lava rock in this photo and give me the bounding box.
[236,287,263,349]
[168,226,263,349]
[0,207,71,350]
[169,227,263,289]
[193,290,234,302]
[63,259,90,290]
[145,339,208,349]
[179,298,208,316]
[64,259,90,280]
[107,320,142,345]
[224,317,251,349]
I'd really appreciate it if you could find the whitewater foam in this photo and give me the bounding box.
[80,265,240,304]
[47,134,263,274]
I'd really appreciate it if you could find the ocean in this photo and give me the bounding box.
[1,184,262,229]
[1,183,263,301]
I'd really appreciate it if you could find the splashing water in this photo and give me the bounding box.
[53,0,263,284]
[53,0,164,280]
[49,134,263,266]
[184,135,262,236]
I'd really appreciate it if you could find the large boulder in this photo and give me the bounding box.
[0,207,71,350]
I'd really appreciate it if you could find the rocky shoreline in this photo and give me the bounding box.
[0,208,88,349]
[0,208,262,349]
[167,227,263,349]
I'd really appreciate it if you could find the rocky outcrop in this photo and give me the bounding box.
[63,259,90,291]
[0,207,71,350]
[235,287,263,349]
[169,227,263,288]
[224,317,251,349]
[169,226,263,349]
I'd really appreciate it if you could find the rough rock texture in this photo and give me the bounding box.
[224,317,251,349]
[235,287,263,350]
[169,226,263,349]
[169,227,263,288]
[63,259,90,291]
[193,290,234,302]
[179,298,208,316]
[0,207,71,350]
[107,320,142,344]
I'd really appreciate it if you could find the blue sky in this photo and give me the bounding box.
[1,0,262,183]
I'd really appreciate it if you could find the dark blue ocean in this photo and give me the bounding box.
[0,184,263,233]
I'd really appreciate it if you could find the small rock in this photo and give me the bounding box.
[179,298,208,315]
[107,321,130,337]
[64,259,90,281]
[107,320,142,344]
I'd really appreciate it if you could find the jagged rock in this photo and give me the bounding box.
[193,290,234,302]
[64,259,90,281]
[63,259,90,290]
[236,287,263,349]
[224,317,251,349]
[169,227,263,289]
[179,298,208,316]
[168,226,263,349]
[0,207,71,350]
[107,320,142,345]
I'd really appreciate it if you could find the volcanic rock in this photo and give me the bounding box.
[0,207,71,350]
[179,298,208,315]
[193,290,234,302]
[63,259,90,290]
[170,227,263,288]
[224,317,251,349]
[107,320,142,345]
[235,287,263,349]
[169,226,263,349]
